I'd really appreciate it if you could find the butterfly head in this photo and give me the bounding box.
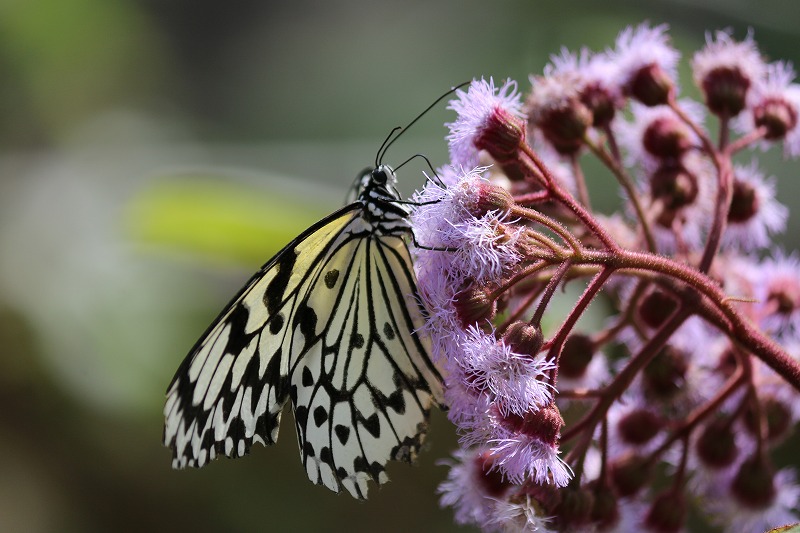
[355,164,402,203]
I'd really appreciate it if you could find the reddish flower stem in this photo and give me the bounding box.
[546,267,615,387]
[577,247,800,392]
[530,260,573,326]
[668,98,732,274]
[562,306,692,443]
[519,143,620,251]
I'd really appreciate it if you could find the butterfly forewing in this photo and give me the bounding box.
[164,206,360,466]
[164,166,442,498]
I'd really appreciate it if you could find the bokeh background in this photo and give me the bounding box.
[2,1,799,532]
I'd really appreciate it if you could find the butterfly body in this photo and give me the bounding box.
[164,165,442,498]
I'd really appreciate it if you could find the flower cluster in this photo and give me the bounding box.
[412,23,800,532]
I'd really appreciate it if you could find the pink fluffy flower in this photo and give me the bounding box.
[611,23,680,106]
[446,78,526,168]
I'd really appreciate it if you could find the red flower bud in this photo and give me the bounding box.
[743,395,792,442]
[609,451,652,497]
[767,281,800,318]
[730,455,776,509]
[580,81,618,128]
[753,97,799,140]
[553,488,594,528]
[502,321,544,358]
[617,409,663,445]
[534,101,593,155]
[474,107,526,163]
[650,163,699,211]
[453,284,496,328]
[461,180,515,218]
[644,490,687,533]
[700,66,752,117]
[642,345,688,400]
[642,116,692,159]
[728,178,759,223]
[588,482,620,529]
[627,63,675,106]
[696,417,738,468]
[638,289,679,329]
[500,403,564,447]
[559,333,595,379]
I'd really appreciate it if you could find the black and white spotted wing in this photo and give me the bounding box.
[163,165,443,498]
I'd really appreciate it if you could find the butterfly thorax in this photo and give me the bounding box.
[355,165,410,235]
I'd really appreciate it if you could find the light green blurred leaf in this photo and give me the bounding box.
[126,176,331,267]
[768,524,800,533]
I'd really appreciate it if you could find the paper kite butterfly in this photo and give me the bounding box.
[163,163,444,499]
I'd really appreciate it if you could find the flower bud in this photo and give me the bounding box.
[642,345,688,400]
[715,345,739,379]
[767,282,800,320]
[644,490,687,533]
[588,482,619,529]
[700,66,752,117]
[627,63,675,106]
[617,408,663,445]
[559,333,595,379]
[727,177,759,224]
[609,451,652,497]
[553,488,594,528]
[501,403,564,447]
[580,82,618,128]
[650,163,699,211]
[535,101,593,155]
[453,284,496,328]
[696,417,738,468]
[642,116,693,159]
[753,97,799,140]
[743,395,792,442]
[460,180,515,218]
[730,455,776,509]
[637,289,678,329]
[474,107,526,163]
[502,321,544,358]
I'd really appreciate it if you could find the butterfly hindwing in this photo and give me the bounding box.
[291,228,442,497]
[164,182,442,498]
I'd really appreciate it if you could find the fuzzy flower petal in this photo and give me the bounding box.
[692,30,765,91]
[489,427,573,487]
[458,325,555,416]
[488,496,556,532]
[611,23,680,103]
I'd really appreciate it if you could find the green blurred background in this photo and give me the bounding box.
[1,1,799,532]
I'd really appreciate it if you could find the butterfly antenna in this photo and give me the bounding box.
[375,126,402,168]
[394,153,446,188]
[377,80,471,165]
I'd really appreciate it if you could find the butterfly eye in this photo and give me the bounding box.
[371,168,388,186]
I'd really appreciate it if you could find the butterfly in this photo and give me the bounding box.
[163,164,444,499]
